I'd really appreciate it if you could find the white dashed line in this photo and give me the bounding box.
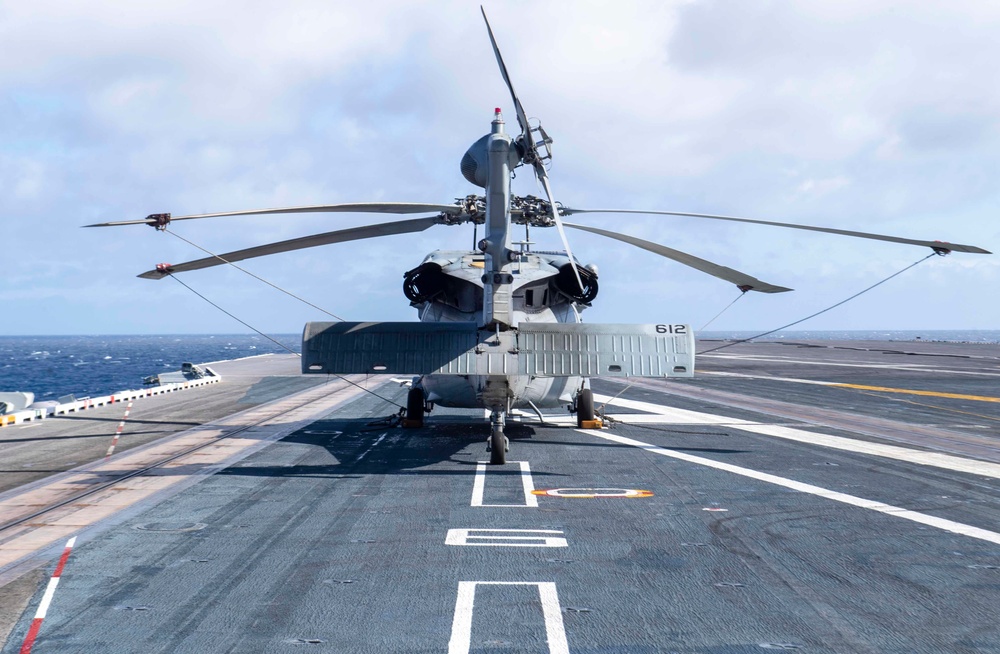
[354,432,387,463]
[104,401,134,459]
[19,537,77,653]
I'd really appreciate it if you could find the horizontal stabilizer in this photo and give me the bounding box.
[302,322,480,376]
[518,322,694,378]
[302,322,694,378]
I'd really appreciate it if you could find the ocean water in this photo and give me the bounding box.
[0,334,300,402]
[1,331,997,403]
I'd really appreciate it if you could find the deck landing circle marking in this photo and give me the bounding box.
[532,488,653,498]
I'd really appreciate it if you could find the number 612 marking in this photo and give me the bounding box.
[655,324,687,334]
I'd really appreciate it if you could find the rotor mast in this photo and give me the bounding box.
[480,108,517,329]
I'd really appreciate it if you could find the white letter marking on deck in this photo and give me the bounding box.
[471,461,539,507]
[448,581,570,654]
[445,529,568,548]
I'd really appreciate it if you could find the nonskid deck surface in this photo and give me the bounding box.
[0,355,325,494]
[1,341,999,652]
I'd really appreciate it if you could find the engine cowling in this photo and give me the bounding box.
[553,263,599,304]
[403,262,448,304]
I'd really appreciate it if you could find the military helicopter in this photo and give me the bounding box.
[88,10,990,465]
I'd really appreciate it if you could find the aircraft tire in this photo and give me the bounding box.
[576,388,595,427]
[490,428,506,465]
[405,388,424,427]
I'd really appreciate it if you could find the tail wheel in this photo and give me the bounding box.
[576,388,595,427]
[404,388,424,428]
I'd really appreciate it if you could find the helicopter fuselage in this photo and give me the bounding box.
[405,247,595,411]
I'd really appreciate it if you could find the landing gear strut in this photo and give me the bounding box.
[486,409,509,465]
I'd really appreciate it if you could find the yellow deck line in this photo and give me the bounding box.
[699,371,1000,404]
[830,383,1000,403]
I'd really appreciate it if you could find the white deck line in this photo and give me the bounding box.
[584,429,1000,546]
[593,393,1000,480]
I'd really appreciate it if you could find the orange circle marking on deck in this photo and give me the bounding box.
[531,488,654,498]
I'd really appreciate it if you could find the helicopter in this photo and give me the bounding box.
[87,9,990,465]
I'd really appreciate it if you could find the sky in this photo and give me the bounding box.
[2,0,998,335]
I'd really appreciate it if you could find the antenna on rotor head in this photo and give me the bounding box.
[492,107,504,133]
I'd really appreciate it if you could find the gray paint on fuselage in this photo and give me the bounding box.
[421,373,580,410]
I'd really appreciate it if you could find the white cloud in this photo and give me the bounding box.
[792,175,851,199]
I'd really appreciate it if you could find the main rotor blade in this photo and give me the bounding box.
[86,202,462,228]
[537,167,585,292]
[481,8,578,289]
[560,208,991,255]
[138,216,445,279]
[564,222,793,294]
[481,7,529,140]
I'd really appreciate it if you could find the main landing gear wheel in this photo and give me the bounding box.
[404,387,424,428]
[576,388,595,428]
[489,427,508,465]
[487,408,509,465]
